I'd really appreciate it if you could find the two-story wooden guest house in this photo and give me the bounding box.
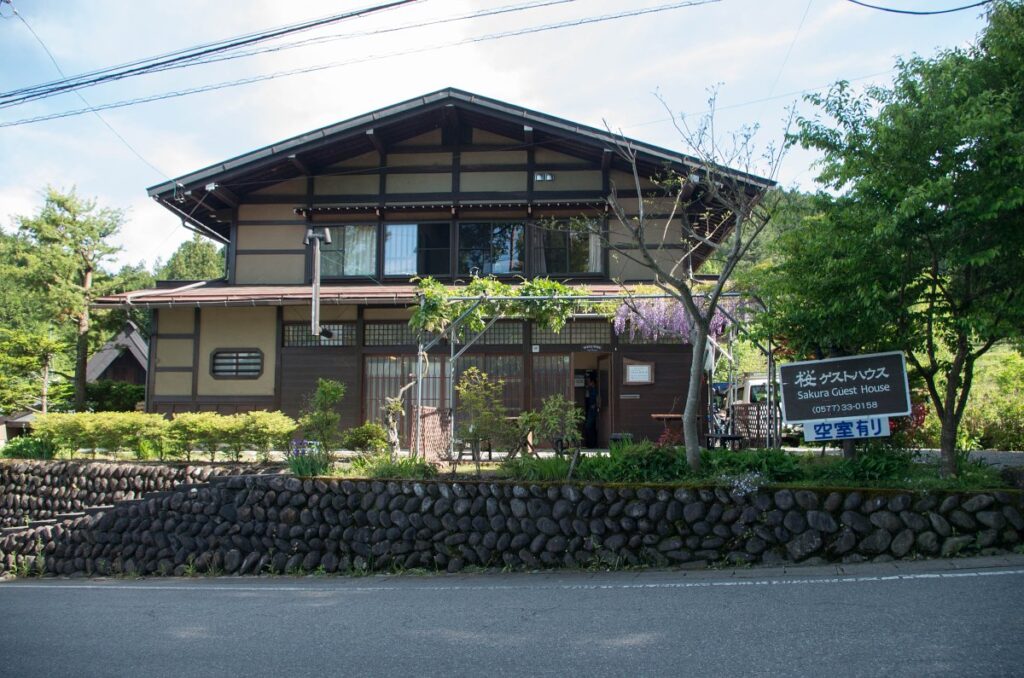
[97,89,767,449]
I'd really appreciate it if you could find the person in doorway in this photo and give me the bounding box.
[583,374,599,448]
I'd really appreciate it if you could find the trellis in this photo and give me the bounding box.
[408,290,780,460]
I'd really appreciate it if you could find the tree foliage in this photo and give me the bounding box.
[15,187,126,410]
[0,328,67,415]
[156,233,224,281]
[759,1,1024,473]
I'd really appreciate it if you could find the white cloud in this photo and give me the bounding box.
[0,0,989,266]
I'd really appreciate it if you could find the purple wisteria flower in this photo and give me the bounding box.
[612,297,733,341]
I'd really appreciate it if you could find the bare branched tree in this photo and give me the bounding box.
[602,92,792,470]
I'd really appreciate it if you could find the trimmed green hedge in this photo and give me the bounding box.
[29,410,297,461]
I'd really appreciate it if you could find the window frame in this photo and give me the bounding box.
[317,223,379,280]
[209,348,264,380]
[529,219,605,278]
[382,221,453,279]
[456,220,527,277]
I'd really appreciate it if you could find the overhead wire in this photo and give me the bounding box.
[0,0,422,107]
[0,0,720,129]
[91,0,584,85]
[844,0,992,15]
[763,0,813,103]
[6,0,170,180]
[622,68,896,130]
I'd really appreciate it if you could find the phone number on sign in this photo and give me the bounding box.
[811,401,879,415]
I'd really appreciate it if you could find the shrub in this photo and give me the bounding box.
[33,413,93,457]
[535,393,583,455]
[341,422,389,455]
[578,440,691,483]
[240,410,297,462]
[286,439,332,477]
[700,448,805,482]
[120,412,169,459]
[299,379,346,453]
[494,410,540,460]
[501,456,572,482]
[169,412,226,462]
[2,435,56,460]
[350,453,438,479]
[455,367,508,458]
[815,443,916,483]
[85,380,145,412]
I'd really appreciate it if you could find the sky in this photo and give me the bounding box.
[0,0,989,272]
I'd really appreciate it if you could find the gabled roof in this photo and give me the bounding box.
[85,321,149,382]
[148,88,773,241]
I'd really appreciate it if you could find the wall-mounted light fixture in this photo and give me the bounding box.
[534,172,554,182]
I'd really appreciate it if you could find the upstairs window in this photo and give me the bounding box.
[533,222,602,275]
[210,349,263,379]
[321,224,377,277]
[458,222,524,275]
[384,223,451,276]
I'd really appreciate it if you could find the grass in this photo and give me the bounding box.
[493,444,1012,492]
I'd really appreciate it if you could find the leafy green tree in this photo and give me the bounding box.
[0,328,68,414]
[299,378,347,453]
[762,1,1024,475]
[156,233,225,281]
[91,264,156,343]
[16,187,125,411]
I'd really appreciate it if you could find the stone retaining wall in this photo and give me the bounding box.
[1,474,1022,577]
[0,461,271,527]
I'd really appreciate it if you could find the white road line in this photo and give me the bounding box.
[2,569,1023,594]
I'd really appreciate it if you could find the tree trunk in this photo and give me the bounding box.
[938,405,960,478]
[841,439,856,460]
[74,268,93,411]
[682,326,709,471]
[41,357,50,414]
[74,317,89,411]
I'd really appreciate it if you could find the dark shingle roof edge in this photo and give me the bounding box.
[147,88,774,197]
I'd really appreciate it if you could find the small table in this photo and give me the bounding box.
[650,413,683,423]
[651,413,683,443]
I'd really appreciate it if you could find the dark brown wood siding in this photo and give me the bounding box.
[279,347,361,428]
[98,353,147,385]
[613,347,703,442]
[150,397,275,416]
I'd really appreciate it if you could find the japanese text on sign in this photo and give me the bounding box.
[780,351,911,424]
[803,416,890,442]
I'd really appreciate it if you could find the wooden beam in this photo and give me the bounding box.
[442,103,459,129]
[288,153,311,175]
[204,182,239,207]
[601,148,613,171]
[366,128,386,155]
[523,125,534,145]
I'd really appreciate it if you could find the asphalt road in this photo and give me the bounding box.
[1,557,1022,678]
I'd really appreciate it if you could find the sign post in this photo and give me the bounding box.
[779,351,912,442]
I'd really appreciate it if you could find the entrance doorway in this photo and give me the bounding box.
[571,352,612,448]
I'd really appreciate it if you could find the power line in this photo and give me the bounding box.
[6,0,169,179]
[0,0,720,129]
[845,0,992,15]
[92,0,583,87]
[763,0,813,103]
[0,0,422,108]
[622,68,897,130]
